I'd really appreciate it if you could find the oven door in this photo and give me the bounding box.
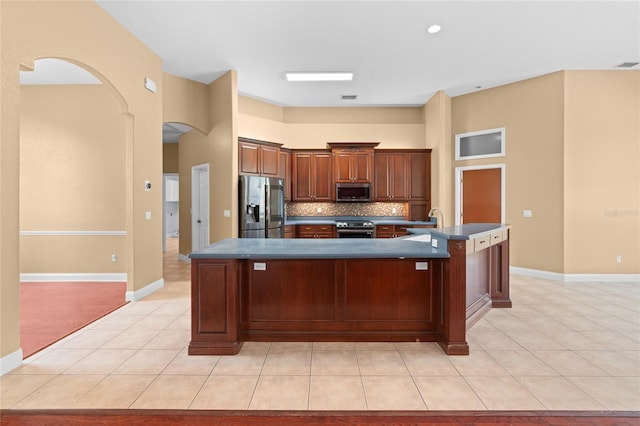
[336,229,374,238]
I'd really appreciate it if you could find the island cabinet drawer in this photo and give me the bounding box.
[297,224,334,238]
[474,235,491,252]
[376,224,428,238]
[490,231,503,246]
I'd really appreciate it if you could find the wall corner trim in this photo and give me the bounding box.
[510,267,640,283]
[126,278,164,302]
[0,349,24,376]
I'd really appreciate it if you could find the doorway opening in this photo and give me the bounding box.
[455,164,506,226]
[18,58,128,358]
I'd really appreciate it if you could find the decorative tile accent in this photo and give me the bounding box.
[286,202,405,217]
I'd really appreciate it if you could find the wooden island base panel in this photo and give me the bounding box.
[188,224,511,356]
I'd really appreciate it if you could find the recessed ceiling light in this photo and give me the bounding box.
[286,72,353,82]
[427,24,441,34]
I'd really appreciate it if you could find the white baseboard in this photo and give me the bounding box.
[178,253,191,264]
[510,266,640,283]
[0,348,23,376]
[126,278,164,302]
[20,273,127,282]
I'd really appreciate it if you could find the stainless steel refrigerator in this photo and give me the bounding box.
[239,176,285,238]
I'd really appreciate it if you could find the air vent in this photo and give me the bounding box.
[615,62,639,68]
[341,95,357,100]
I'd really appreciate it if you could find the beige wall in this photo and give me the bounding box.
[208,71,239,242]
[177,129,209,256]
[424,91,453,225]
[163,144,179,174]
[452,73,566,273]
[283,107,424,149]
[564,70,639,274]
[451,70,639,275]
[163,73,209,135]
[20,85,126,274]
[170,71,239,256]
[238,99,425,150]
[238,96,285,143]
[1,1,163,361]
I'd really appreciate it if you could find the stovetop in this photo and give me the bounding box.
[335,220,375,229]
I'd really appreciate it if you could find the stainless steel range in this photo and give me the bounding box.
[335,219,375,238]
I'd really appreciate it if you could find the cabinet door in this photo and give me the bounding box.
[333,152,353,182]
[260,145,280,176]
[239,142,260,175]
[292,153,313,201]
[313,153,333,201]
[279,151,291,201]
[391,153,408,199]
[374,154,391,200]
[408,152,428,199]
[352,151,373,182]
[407,201,429,221]
[375,152,407,200]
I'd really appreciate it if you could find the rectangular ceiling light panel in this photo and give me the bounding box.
[286,72,353,82]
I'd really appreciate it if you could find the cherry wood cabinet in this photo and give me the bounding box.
[328,143,377,183]
[408,151,430,200]
[297,224,335,238]
[279,149,291,201]
[374,149,431,201]
[291,151,332,201]
[238,138,281,177]
[188,230,511,356]
[376,224,434,238]
[374,152,408,200]
[284,225,295,239]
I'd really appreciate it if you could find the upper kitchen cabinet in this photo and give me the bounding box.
[374,149,431,201]
[328,143,378,183]
[279,149,291,201]
[292,151,332,201]
[374,151,408,200]
[408,150,430,200]
[238,137,281,177]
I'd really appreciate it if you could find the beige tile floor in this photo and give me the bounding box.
[2,238,639,411]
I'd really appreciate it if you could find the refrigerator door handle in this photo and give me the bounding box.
[247,204,260,223]
[264,184,271,233]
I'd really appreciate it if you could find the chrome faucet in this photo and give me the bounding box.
[428,207,444,229]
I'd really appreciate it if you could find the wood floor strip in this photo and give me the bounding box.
[1,410,638,426]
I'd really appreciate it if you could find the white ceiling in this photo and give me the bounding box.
[93,0,639,107]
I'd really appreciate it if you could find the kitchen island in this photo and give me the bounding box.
[188,224,511,356]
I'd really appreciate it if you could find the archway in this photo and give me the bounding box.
[18,58,130,358]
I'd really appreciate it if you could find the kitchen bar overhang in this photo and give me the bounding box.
[188,224,511,356]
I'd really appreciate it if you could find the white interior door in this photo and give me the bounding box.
[191,164,209,252]
[162,173,179,253]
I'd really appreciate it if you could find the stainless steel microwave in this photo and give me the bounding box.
[335,182,371,202]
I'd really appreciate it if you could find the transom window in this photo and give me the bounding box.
[455,127,505,161]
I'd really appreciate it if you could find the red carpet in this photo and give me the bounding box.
[20,281,127,358]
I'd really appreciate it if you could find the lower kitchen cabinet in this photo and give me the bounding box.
[297,224,335,238]
[376,224,434,238]
[284,225,295,239]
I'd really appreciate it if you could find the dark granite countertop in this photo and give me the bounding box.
[189,237,449,260]
[407,223,510,240]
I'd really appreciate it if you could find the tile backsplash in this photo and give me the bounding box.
[286,202,406,217]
